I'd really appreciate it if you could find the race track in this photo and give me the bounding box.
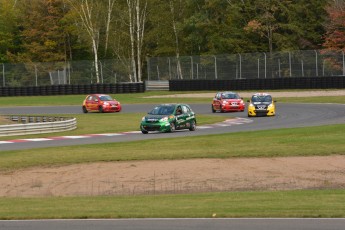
[0,103,344,151]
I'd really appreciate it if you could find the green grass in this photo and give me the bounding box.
[1,124,344,172]
[0,113,227,140]
[0,90,344,106]
[1,190,345,219]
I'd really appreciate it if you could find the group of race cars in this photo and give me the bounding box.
[82,92,276,134]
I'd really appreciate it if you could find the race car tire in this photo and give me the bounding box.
[99,106,103,113]
[141,130,148,134]
[189,120,196,131]
[82,106,88,113]
[169,122,176,132]
[211,105,216,113]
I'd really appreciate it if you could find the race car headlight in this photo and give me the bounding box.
[222,101,227,104]
[249,103,254,108]
[141,116,146,121]
[160,117,169,122]
[103,102,109,106]
[268,104,274,108]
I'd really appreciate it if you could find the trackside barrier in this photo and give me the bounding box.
[0,116,77,137]
[0,82,145,97]
[169,76,345,91]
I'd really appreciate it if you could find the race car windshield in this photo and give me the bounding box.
[251,95,272,103]
[222,93,240,99]
[149,105,175,115]
[99,95,113,101]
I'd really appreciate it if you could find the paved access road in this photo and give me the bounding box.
[1,218,345,230]
[0,103,344,151]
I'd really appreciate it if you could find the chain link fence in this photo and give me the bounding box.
[1,49,344,87]
[147,50,345,81]
[1,59,131,87]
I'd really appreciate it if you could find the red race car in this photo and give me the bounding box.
[211,91,245,113]
[82,94,122,113]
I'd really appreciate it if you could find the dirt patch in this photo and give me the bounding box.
[1,155,344,197]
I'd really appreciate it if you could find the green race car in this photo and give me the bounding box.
[140,103,197,134]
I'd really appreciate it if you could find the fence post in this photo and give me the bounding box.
[289,52,292,77]
[2,63,5,87]
[238,53,242,79]
[190,56,194,79]
[341,51,345,76]
[314,50,318,76]
[257,58,260,78]
[35,65,38,86]
[213,56,218,79]
[146,57,150,81]
[263,52,267,79]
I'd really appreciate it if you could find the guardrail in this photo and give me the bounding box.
[0,115,77,137]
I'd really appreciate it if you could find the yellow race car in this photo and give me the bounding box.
[247,93,276,117]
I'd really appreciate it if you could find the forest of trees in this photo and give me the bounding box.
[0,0,344,82]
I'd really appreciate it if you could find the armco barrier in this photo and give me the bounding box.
[0,82,145,97]
[169,76,345,91]
[0,116,77,137]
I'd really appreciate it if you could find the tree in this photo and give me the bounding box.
[126,0,147,82]
[16,0,69,62]
[67,0,109,83]
[323,0,345,51]
[0,0,20,62]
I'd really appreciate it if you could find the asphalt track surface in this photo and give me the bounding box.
[1,218,345,230]
[0,103,344,151]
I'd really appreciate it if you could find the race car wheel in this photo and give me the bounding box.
[169,122,176,132]
[99,106,103,113]
[211,105,216,113]
[189,120,196,131]
[82,106,88,113]
[141,130,148,134]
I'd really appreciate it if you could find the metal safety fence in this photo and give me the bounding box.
[147,50,345,81]
[1,59,132,87]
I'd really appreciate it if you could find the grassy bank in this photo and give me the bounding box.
[0,91,344,106]
[0,190,344,219]
[1,124,344,171]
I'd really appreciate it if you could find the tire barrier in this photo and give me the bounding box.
[0,82,145,97]
[0,115,77,137]
[169,76,345,91]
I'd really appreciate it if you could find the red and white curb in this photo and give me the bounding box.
[0,118,252,145]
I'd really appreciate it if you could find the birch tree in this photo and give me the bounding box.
[169,0,183,79]
[67,0,103,83]
[126,0,147,82]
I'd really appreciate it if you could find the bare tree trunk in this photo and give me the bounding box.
[104,0,116,57]
[136,0,147,82]
[68,0,101,83]
[169,0,183,79]
[127,0,137,82]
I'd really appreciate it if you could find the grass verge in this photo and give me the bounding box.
[0,91,344,106]
[0,113,226,140]
[1,124,344,171]
[0,190,344,219]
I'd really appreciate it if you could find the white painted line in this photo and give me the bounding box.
[197,126,212,129]
[122,131,142,134]
[59,136,89,139]
[19,138,51,142]
[91,133,124,137]
[0,141,12,144]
